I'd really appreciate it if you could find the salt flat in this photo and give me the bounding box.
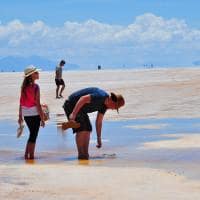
[1,68,200,200]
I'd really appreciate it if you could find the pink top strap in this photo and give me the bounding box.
[20,84,39,107]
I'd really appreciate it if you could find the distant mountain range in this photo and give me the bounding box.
[0,56,80,72]
[1,56,198,72]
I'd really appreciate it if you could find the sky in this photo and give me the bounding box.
[0,0,200,68]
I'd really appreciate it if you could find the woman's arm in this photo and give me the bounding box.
[35,86,45,127]
[18,91,23,124]
[18,104,23,125]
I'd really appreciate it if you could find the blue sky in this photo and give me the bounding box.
[0,0,200,68]
[1,0,200,27]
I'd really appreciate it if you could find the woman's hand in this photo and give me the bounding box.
[41,120,45,127]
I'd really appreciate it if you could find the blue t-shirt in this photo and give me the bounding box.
[68,87,109,114]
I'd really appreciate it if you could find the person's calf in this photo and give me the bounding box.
[29,143,36,160]
[56,87,60,98]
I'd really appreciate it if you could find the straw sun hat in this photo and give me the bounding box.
[24,65,41,77]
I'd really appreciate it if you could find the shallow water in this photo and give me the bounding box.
[1,117,200,179]
[1,118,200,158]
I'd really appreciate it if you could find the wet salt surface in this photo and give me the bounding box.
[1,118,200,156]
[1,118,200,180]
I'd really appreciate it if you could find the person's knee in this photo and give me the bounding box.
[28,134,38,143]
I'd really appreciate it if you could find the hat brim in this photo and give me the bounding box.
[24,68,41,77]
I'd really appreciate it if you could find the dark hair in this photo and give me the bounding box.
[60,60,66,65]
[111,93,117,102]
[21,76,33,96]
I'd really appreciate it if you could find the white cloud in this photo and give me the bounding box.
[0,13,200,67]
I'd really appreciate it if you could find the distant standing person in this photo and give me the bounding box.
[18,65,45,160]
[63,87,125,160]
[55,60,66,98]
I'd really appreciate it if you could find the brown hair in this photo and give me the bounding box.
[110,92,125,112]
[21,76,33,96]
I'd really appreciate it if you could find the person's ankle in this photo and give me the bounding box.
[78,154,89,160]
[29,155,34,160]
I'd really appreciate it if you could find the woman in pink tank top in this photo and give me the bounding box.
[18,65,45,160]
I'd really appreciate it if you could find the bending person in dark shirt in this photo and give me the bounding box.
[63,87,125,160]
